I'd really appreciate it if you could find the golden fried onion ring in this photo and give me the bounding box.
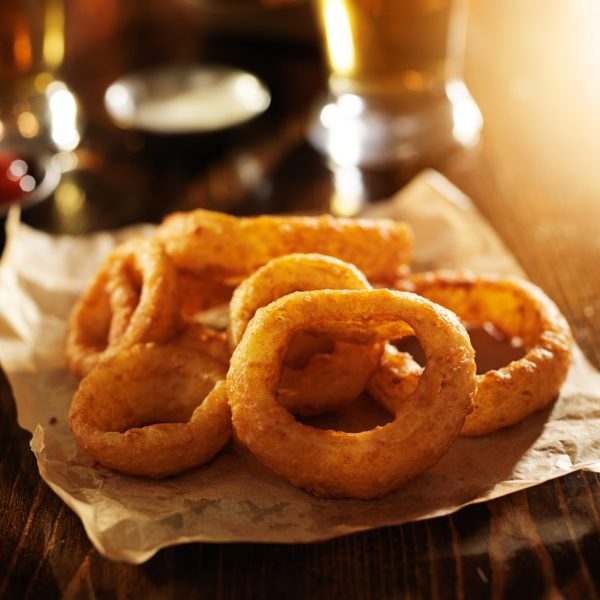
[66,238,179,377]
[177,322,231,366]
[379,271,573,436]
[69,339,230,478]
[227,289,476,499]
[276,340,381,416]
[229,254,382,416]
[156,209,413,284]
[177,271,235,322]
[367,345,423,421]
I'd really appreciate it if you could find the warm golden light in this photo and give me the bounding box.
[34,72,54,93]
[318,100,362,165]
[47,82,80,151]
[17,111,40,138]
[321,0,355,75]
[447,80,482,146]
[402,70,426,92]
[43,0,65,70]
[331,165,364,216]
[55,180,85,218]
[13,20,33,72]
[314,0,452,96]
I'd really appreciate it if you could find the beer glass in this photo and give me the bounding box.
[0,0,81,151]
[308,0,482,167]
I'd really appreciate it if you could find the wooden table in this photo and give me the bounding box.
[2,2,600,597]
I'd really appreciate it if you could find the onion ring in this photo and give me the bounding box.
[367,345,422,419]
[177,322,231,366]
[227,289,476,499]
[178,271,235,322]
[229,254,382,416]
[380,271,573,436]
[69,338,230,478]
[156,209,413,284]
[66,238,180,377]
[276,340,381,416]
[65,256,114,377]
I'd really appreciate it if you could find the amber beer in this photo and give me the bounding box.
[313,0,461,100]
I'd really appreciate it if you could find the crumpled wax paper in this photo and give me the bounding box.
[1,170,599,564]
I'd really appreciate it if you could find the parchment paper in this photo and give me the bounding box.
[1,170,599,564]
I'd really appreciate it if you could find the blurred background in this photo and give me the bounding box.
[0,1,599,239]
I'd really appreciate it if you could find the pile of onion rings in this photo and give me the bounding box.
[66,208,572,498]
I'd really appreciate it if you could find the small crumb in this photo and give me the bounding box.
[511,336,524,348]
[49,417,57,425]
[583,305,595,318]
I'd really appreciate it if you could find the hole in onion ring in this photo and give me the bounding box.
[283,332,335,369]
[111,398,203,430]
[394,323,525,375]
[393,335,426,367]
[467,322,525,374]
[178,270,235,322]
[298,393,394,433]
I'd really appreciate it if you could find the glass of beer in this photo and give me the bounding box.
[308,0,482,167]
[0,0,81,151]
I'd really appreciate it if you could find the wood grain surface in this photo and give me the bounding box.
[2,1,600,598]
